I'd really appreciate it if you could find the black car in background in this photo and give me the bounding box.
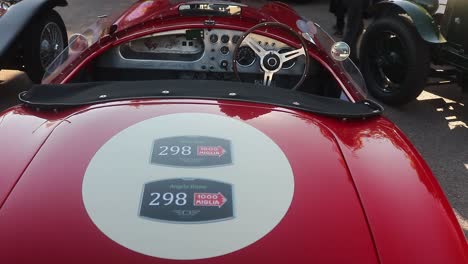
[0,0,68,83]
[360,0,468,105]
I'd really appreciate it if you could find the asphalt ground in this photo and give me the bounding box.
[0,0,467,237]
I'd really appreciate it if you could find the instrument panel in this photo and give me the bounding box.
[97,29,305,75]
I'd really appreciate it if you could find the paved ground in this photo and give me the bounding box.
[1,0,467,236]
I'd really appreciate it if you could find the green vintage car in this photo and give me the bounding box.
[360,0,468,105]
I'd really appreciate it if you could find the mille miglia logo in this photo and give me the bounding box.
[197,146,226,157]
[194,192,228,208]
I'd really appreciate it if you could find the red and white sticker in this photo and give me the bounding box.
[197,146,226,157]
[194,192,227,208]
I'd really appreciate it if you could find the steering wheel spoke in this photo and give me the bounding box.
[244,36,267,57]
[279,47,306,62]
[263,71,274,86]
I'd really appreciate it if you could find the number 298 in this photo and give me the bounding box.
[158,146,191,156]
[149,192,187,206]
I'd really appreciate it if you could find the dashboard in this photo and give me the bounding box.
[97,28,305,75]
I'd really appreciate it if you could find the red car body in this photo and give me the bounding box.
[0,0,467,263]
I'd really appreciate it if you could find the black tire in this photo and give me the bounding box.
[360,16,430,105]
[23,10,68,83]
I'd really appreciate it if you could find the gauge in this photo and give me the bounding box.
[221,35,230,44]
[210,34,218,43]
[236,46,256,67]
[220,46,230,55]
[279,48,297,69]
[0,1,11,9]
[232,35,240,44]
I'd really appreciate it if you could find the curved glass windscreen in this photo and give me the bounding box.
[41,1,368,104]
[297,19,368,99]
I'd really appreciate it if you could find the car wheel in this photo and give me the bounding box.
[23,10,67,83]
[360,16,430,105]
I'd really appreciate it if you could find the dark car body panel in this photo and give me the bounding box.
[439,0,468,70]
[441,0,468,49]
[373,0,468,67]
[372,0,446,43]
[0,0,68,68]
[411,0,440,14]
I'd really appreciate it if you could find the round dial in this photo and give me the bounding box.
[232,35,240,44]
[210,34,218,43]
[220,46,230,55]
[221,35,230,44]
[279,48,297,69]
[236,46,256,67]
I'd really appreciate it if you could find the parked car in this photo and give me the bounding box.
[0,0,467,263]
[360,0,468,105]
[0,0,68,83]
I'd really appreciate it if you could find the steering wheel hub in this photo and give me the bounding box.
[263,53,281,71]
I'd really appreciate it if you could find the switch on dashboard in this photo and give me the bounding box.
[220,60,229,71]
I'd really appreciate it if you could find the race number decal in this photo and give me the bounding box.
[83,113,294,260]
[140,178,234,223]
[151,136,232,167]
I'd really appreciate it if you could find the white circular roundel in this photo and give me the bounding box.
[82,113,294,260]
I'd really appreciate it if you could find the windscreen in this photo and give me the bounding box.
[296,19,368,99]
[42,1,368,103]
[42,6,128,83]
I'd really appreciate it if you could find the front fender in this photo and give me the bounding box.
[0,0,68,67]
[372,0,446,44]
[325,116,468,263]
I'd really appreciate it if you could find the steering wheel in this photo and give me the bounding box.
[232,22,310,91]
